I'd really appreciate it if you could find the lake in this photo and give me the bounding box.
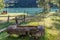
[2,8,59,15]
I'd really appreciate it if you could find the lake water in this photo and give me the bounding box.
[2,8,59,15]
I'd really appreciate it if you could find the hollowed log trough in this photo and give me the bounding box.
[7,25,45,37]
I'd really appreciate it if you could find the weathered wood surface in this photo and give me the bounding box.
[7,25,45,37]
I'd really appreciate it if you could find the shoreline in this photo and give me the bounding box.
[0,13,27,16]
[0,13,28,22]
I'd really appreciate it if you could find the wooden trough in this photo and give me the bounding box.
[7,25,45,37]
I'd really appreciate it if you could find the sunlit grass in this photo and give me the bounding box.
[44,17,53,27]
[45,13,60,40]
[26,22,39,26]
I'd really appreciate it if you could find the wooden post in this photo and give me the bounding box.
[23,10,26,22]
[15,16,18,26]
[23,15,25,22]
[7,16,9,23]
[27,11,28,16]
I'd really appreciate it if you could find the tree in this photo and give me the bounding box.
[0,0,4,10]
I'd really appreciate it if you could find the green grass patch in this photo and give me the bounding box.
[0,20,16,29]
[0,31,9,40]
[0,22,13,29]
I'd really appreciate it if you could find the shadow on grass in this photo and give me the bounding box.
[52,22,60,30]
[0,22,15,29]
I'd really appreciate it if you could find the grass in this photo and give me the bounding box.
[44,12,60,40]
[20,22,39,26]
[0,22,10,29]
[0,17,17,29]
[1,36,30,40]
[0,35,45,40]
[0,31,9,40]
[0,12,60,40]
[20,12,60,40]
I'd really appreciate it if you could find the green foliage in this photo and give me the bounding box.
[0,0,4,10]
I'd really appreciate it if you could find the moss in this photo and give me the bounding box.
[10,34,19,38]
